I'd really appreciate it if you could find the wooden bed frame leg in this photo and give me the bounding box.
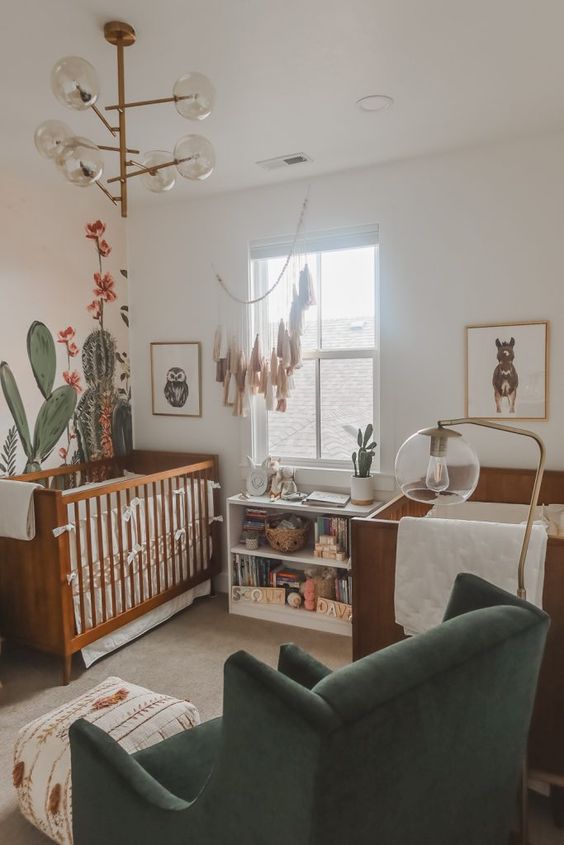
[63,653,72,686]
[550,785,564,828]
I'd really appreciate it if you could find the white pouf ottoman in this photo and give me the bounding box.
[13,676,200,845]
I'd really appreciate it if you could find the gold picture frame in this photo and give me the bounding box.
[465,321,549,421]
[150,341,202,417]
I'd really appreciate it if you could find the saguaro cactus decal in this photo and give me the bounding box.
[0,322,77,473]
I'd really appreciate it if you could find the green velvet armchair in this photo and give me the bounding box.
[70,574,549,845]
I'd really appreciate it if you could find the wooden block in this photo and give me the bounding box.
[231,586,285,605]
[322,550,336,559]
[316,596,352,622]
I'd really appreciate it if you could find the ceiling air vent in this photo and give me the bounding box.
[257,152,313,171]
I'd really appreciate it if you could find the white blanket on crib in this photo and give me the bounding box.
[0,479,41,540]
[394,516,547,636]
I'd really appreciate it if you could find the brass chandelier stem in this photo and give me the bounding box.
[116,43,127,216]
[105,94,192,111]
[106,155,193,184]
[91,104,118,137]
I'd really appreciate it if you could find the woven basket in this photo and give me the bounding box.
[266,521,309,553]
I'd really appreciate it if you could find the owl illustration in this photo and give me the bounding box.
[164,366,189,407]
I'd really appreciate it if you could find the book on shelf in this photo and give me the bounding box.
[302,491,351,507]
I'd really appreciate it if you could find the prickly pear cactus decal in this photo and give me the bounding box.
[0,219,131,474]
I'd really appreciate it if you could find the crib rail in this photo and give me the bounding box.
[59,460,218,640]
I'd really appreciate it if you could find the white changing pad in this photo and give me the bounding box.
[395,516,547,636]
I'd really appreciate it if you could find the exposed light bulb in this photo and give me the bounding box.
[425,456,450,493]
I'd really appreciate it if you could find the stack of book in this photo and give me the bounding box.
[232,554,277,587]
[335,573,353,605]
[241,507,269,543]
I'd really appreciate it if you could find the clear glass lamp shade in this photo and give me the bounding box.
[139,150,176,192]
[395,429,480,504]
[55,137,103,186]
[51,56,99,110]
[173,73,215,120]
[174,134,215,180]
[34,120,73,159]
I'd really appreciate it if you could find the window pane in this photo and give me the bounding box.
[268,360,316,459]
[259,257,319,354]
[320,247,375,350]
[320,358,373,460]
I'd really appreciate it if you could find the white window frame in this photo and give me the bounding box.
[249,225,380,472]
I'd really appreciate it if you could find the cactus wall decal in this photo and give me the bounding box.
[0,219,130,474]
[0,322,77,473]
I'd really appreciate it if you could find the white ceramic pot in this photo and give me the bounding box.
[351,475,374,506]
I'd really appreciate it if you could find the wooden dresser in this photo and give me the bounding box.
[352,466,564,826]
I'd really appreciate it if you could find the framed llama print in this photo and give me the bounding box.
[465,321,548,420]
[151,342,202,417]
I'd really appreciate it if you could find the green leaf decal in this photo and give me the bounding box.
[33,385,77,461]
[27,321,56,399]
[0,362,32,457]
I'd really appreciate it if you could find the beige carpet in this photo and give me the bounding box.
[0,595,559,844]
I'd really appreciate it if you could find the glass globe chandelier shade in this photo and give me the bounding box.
[51,56,99,110]
[174,134,215,180]
[173,73,215,120]
[55,137,103,186]
[34,120,73,159]
[139,150,176,192]
[395,427,480,504]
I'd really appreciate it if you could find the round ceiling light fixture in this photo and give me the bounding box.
[356,94,394,112]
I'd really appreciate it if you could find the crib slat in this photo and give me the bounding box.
[73,501,86,632]
[202,468,210,574]
[84,498,97,627]
[124,487,135,609]
[152,481,162,595]
[189,473,198,575]
[182,472,192,580]
[116,489,126,613]
[95,496,107,623]
[106,493,117,618]
[167,477,177,586]
[135,485,145,604]
[143,483,153,599]
[160,479,169,590]
[197,471,205,575]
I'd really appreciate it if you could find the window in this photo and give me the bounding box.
[250,226,379,468]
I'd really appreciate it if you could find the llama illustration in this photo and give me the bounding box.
[492,337,518,413]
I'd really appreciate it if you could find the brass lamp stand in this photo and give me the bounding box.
[429,417,546,845]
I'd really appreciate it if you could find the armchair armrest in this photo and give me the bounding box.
[277,643,332,689]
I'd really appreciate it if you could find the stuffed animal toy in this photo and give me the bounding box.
[270,464,297,499]
[303,578,316,611]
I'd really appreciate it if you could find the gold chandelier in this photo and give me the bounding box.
[34,21,215,217]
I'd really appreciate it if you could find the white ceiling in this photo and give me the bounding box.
[3,0,564,204]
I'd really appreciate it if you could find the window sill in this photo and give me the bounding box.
[240,462,396,497]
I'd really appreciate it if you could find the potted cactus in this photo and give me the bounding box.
[351,423,377,505]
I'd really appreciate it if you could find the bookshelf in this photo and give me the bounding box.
[226,494,378,637]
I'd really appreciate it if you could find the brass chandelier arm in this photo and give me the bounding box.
[437,417,546,598]
[91,104,118,137]
[105,94,192,111]
[98,144,140,154]
[106,155,193,183]
[96,181,120,205]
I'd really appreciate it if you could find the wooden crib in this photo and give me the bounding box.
[0,450,221,683]
[351,466,564,823]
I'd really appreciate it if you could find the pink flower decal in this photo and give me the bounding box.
[93,272,117,302]
[67,342,80,358]
[87,300,102,319]
[57,327,75,344]
[85,220,106,240]
[58,446,68,461]
[63,371,82,393]
[98,239,112,257]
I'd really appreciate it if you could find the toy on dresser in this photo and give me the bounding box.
[314,534,347,562]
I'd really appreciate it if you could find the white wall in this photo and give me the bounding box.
[129,130,564,500]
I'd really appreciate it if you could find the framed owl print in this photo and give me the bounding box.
[150,342,202,417]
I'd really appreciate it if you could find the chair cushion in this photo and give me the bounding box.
[134,716,222,801]
[13,676,199,845]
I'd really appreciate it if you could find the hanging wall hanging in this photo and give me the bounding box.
[34,21,215,217]
[212,192,316,417]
